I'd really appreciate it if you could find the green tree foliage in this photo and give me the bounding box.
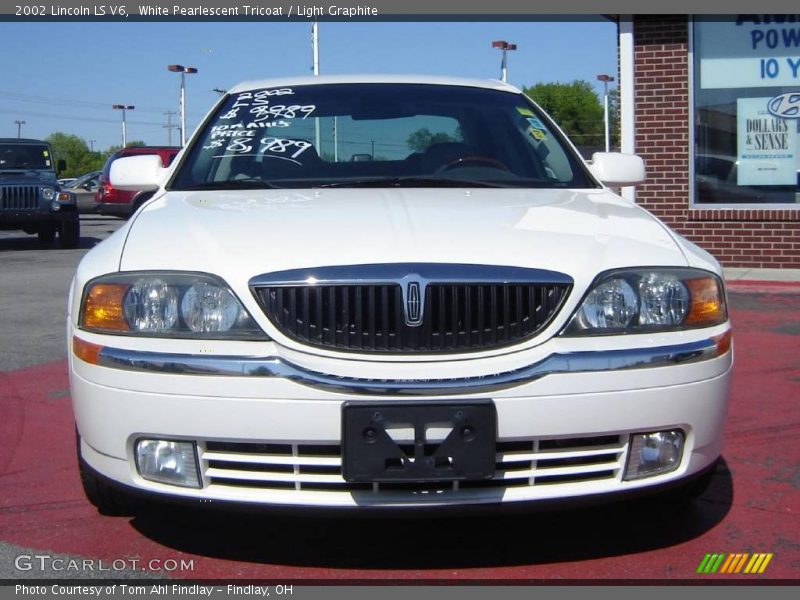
[406,127,459,153]
[523,80,605,147]
[106,140,148,154]
[46,133,106,177]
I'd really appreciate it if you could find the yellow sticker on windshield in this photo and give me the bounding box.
[528,127,546,141]
[43,150,49,157]
[516,107,535,117]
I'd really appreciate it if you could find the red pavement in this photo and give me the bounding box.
[0,292,798,581]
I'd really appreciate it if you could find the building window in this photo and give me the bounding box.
[692,17,800,207]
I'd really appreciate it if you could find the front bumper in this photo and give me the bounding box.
[70,326,733,509]
[0,207,77,228]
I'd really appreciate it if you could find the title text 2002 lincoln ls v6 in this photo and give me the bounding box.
[68,75,732,514]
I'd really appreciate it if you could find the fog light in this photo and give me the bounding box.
[135,439,200,488]
[623,430,685,481]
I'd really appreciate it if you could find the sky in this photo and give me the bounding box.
[0,19,617,152]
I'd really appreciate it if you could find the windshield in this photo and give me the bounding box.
[170,83,598,190]
[0,144,53,171]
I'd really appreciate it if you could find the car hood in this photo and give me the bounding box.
[0,171,57,186]
[120,187,686,289]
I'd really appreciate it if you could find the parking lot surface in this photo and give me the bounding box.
[0,216,797,581]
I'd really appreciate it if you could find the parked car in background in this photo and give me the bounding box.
[70,75,732,515]
[58,177,77,187]
[94,146,180,218]
[0,137,79,247]
[64,170,101,213]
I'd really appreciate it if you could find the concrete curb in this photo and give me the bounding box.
[724,267,800,294]
[724,267,800,283]
[726,281,800,294]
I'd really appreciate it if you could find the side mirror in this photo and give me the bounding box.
[57,159,67,173]
[109,155,164,191]
[589,152,646,187]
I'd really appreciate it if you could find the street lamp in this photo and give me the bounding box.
[112,104,135,147]
[492,40,517,83]
[168,64,198,146]
[597,74,615,152]
[14,120,26,138]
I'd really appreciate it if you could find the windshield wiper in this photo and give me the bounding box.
[179,178,281,191]
[316,176,511,189]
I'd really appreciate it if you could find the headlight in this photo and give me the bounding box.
[80,272,267,339]
[41,186,55,201]
[563,268,726,335]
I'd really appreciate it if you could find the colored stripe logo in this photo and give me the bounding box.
[697,553,774,574]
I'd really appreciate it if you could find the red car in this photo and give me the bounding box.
[94,146,180,218]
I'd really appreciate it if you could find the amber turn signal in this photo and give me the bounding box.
[713,330,733,356]
[82,283,130,331]
[685,277,727,326]
[72,336,104,365]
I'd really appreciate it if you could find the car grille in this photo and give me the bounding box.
[252,281,570,354]
[0,185,39,210]
[201,435,625,499]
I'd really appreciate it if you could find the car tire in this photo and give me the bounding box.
[127,191,156,220]
[59,218,80,249]
[37,227,56,244]
[675,464,716,500]
[76,432,139,516]
[654,461,718,507]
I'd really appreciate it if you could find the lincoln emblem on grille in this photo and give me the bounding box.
[405,281,423,327]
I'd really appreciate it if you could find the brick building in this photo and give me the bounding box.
[617,16,799,268]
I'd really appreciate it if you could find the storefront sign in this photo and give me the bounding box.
[736,97,797,185]
[699,17,800,89]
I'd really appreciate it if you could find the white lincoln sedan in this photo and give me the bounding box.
[68,75,732,514]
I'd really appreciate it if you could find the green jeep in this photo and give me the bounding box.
[0,138,80,248]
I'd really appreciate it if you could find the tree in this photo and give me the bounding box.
[523,80,605,148]
[406,128,459,153]
[106,140,148,154]
[46,133,106,177]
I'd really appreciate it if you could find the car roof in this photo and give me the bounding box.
[116,146,180,155]
[228,74,522,95]
[0,138,51,145]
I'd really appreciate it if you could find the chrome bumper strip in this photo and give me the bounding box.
[95,338,722,397]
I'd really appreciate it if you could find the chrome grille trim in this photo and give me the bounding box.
[200,435,627,496]
[95,337,723,396]
[249,264,573,354]
[0,185,39,210]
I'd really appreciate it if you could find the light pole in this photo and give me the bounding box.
[168,64,198,146]
[597,74,615,152]
[112,104,134,147]
[311,21,320,76]
[14,120,26,138]
[492,40,517,83]
[88,139,96,152]
[311,22,322,155]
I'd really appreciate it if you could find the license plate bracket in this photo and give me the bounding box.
[342,400,496,483]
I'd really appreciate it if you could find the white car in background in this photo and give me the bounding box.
[68,75,732,514]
